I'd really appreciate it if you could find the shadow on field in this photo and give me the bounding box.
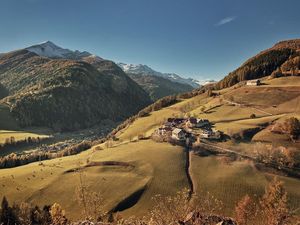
[64,161,135,173]
[112,185,147,212]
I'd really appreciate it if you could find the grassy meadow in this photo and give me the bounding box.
[0,140,188,220]
[189,154,300,216]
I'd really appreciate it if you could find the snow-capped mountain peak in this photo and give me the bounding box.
[26,41,101,61]
[118,63,201,88]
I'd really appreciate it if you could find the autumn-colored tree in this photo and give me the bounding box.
[283,117,300,139]
[50,203,68,225]
[235,195,256,225]
[260,177,291,225]
[18,202,31,225]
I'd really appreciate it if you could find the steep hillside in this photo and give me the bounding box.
[0,48,151,131]
[216,39,300,89]
[0,82,8,99]
[128,73,194,101]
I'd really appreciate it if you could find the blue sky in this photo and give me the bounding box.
[0,0,300,80]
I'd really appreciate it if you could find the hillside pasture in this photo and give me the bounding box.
[224,86,300,109]
[0,140,188,220]
[190,154,300,216]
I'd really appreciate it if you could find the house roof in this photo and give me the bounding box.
[167,118,185,123]
[247,79,260,83]
[172,128,184,135]
[188,117,197,124]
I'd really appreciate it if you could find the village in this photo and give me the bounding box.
[152,117,222,146]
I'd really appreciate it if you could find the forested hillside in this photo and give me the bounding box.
[0,49,151,131]
[128,73,194,101]
[0,82,8,99]
[215,39,300,89]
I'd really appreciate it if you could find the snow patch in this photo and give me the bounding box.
[118,63,201,88]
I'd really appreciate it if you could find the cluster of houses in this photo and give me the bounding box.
[154,117,221,144]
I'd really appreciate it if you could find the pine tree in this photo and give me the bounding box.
[0,196,19,225]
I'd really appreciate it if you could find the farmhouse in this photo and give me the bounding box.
[167,118,186,126]
[199,129,221,140]
[246,79,261,86]
[157,126,172,136]
[172,128,186,141]
[186,117,210,128]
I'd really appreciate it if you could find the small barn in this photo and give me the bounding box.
[157,126,172,136]
[199,129,221,140]
[186,118,210,128]
[246,79,261,86]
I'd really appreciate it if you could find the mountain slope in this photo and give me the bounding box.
[118,63,200,88]
[26,41,103,61]
[0,47,151,131]
[216,39,300,89]
[128,73,194,101]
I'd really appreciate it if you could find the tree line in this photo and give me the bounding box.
[215,49,296,90]
[0,141,92,169]
[0,136,46,152]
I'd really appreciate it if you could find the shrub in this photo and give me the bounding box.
[235,195,256,225]
[283,117,300,138]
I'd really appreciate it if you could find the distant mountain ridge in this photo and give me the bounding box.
[118,63,201,88]
[0,43,151,131]
[26,41,103,62]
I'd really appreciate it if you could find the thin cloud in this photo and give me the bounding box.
[215,16,236,26]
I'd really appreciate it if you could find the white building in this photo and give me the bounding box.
[246,79,261,86]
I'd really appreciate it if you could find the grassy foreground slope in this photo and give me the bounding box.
[0,140,188,220]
